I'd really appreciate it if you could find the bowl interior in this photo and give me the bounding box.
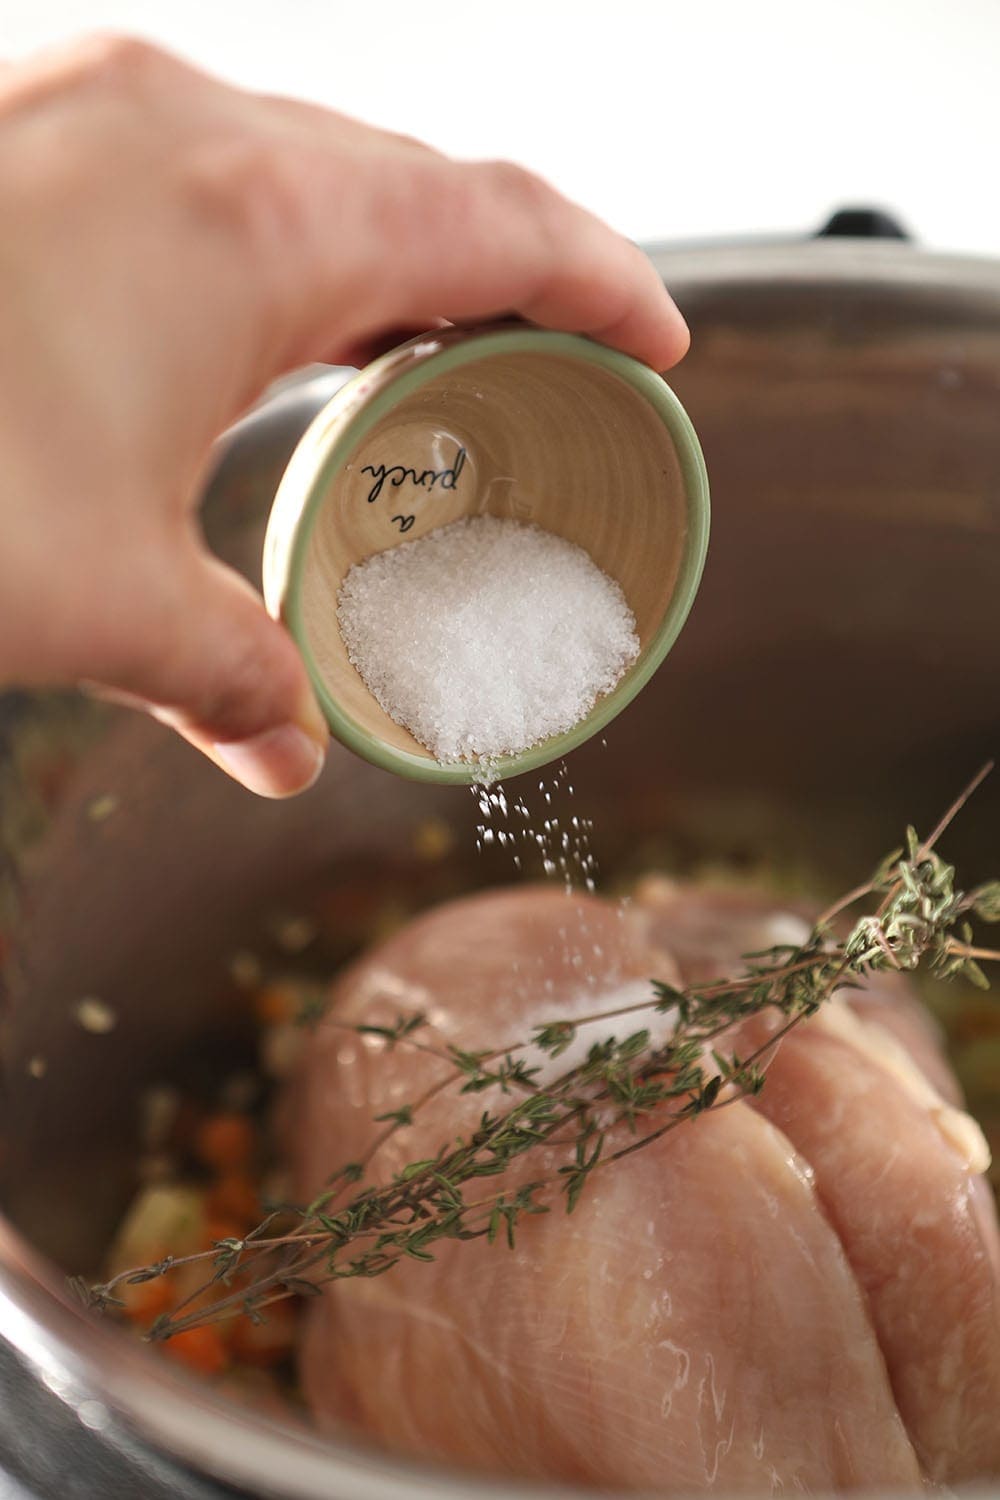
[288,340,705,777]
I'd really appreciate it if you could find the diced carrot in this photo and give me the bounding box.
[229,1298,297,1368]
[193,1113,255,1173]
[121,1276,174,1326]
[253,983,300,1025]
[206,1173,260,1227]
[163,1324,228,1377]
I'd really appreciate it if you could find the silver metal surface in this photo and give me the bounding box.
[0,233,997,1497]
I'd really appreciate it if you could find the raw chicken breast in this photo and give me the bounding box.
[292,885,989,1490]
[638,880,1000,1482]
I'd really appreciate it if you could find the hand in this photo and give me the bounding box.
[0,35,689,796]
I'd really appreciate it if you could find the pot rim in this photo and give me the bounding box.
[2,230,998,1500]
[645,234,1000,295]
[0,1211,589,1500]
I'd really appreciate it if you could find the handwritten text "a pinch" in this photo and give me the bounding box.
[361,447,466,506]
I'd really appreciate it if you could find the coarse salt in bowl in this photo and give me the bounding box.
[262,323,710,784]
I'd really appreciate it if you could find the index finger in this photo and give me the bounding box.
[375,157,690,372]
[254,123,689,376]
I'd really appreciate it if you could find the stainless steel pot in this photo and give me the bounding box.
[0,223,998,1499]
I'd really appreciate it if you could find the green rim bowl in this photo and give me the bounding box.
[263,325,710,785]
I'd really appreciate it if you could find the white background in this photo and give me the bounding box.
[4,0,999,257]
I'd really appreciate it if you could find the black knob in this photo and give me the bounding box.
[817,207,911,240]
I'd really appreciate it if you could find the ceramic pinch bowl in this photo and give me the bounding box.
[262,324,710,784]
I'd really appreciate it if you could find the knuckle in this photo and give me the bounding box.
[201,631,300,739]
[382,126,438,157]
[368,157,449,247]
[0,33,171,133]
[65,32,168,90]
[380,158,555,273]
[181,133,310,253]
[464,159,564,281]
[482,159,552,214]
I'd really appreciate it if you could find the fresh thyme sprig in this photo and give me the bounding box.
[74,768,1000,1341]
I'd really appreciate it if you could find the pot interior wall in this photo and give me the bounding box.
[0,245,998,1294]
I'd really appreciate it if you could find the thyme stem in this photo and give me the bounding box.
[76,770,999,1341]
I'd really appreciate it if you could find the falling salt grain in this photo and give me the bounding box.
[337,516,639,763]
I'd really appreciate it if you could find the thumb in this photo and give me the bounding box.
[96,550,328,797]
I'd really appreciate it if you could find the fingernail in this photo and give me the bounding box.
[213,723,326,798]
